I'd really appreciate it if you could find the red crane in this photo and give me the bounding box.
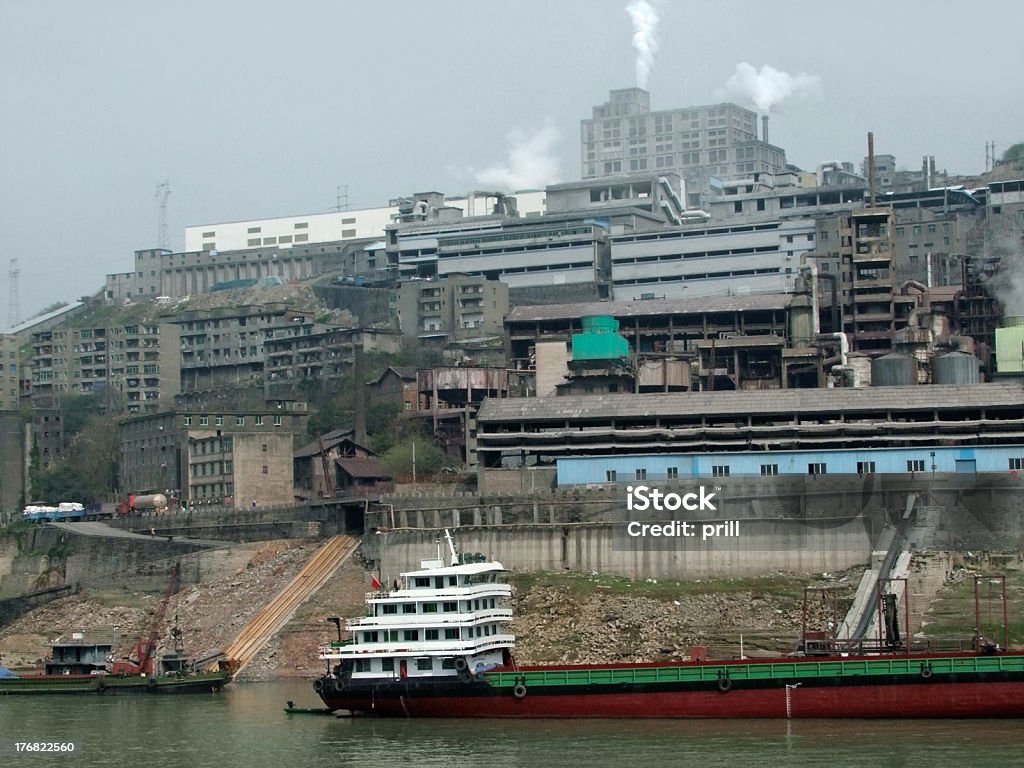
[111,563,181,677]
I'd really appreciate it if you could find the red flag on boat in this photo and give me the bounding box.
[371,575,381,591]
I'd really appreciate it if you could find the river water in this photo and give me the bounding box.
[3,680,1024,767]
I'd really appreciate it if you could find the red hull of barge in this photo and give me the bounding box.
[324,680,1024,718]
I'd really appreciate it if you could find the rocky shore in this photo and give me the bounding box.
[0,538,856,678]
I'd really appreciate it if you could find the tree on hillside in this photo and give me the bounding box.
[379,437,447,480]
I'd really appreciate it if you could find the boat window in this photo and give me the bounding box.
[381,658,395,672]
[403,630,419,641]
[422,603,438,613]
[425,629,439,640]
[443,601,457,612]
[414,577,430,587]
[473,599,480,610]
[416,658,433,671]
[382,604,398,614]
[444,629,459,640]
[441,657,456,670]
[475,627,482,637]
[434,577,444,588]
[355,659,370,672]
[402,603,416,614]
[447,576,457,586]
[489,598,496,609]
[388,630,399,642]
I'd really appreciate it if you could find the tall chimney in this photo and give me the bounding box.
[761,115,769,144]
[354,346,367,445]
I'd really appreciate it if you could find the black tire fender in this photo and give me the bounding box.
[513,683,527,699]
[147,677,158,689]
[717,676,732,693]
[454,657,469,673]
[313,678,325,693]
[920,665,933,679]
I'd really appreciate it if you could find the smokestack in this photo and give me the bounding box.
[867,131,876,207]
[761,115,769,144]
[354,346,367,445]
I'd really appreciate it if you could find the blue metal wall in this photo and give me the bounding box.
[556,445,1024,486]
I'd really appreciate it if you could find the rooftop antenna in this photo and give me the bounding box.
[7,257,19,328]
[155,180,171,249]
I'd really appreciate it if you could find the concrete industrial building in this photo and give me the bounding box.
[475,383,1024,470]
[118,405,308,510]
[581,88,787,208]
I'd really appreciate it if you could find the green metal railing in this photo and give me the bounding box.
[485,654,1024,689]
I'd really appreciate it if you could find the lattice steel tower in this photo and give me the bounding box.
[156,180,171,250]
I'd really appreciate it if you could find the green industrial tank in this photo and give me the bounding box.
[571,315,630,361]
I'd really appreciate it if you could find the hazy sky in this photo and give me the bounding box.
[3,0,1022,325]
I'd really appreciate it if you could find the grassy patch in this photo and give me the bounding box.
[508,570,810,601]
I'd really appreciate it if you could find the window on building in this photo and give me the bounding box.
[606,470,617,482]
[907,459,925,472]
[760,464,779,476]
[236,416,245,426]
[255,416,264,426]
[273,416,282,426]
[855,461,875,474]
[261,465,268,474]
[183,416,191,426]
[712,465,730,477]
[635,468,647,480]
[667,467,679,479]
[809,463,827,475]
[215,416,223,426]
[199,416,209,426]
[1010,458,1024,471]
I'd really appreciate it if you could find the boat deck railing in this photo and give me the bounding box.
[485,653,1024,688]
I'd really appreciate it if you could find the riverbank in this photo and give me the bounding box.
[1,538,1019,679]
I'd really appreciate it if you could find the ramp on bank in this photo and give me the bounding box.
[222,534,358,675]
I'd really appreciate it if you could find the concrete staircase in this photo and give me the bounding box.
[221,535,359,675]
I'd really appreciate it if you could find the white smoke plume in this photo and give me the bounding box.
[722,62,820,114]
[626,0,659,89]
[474,122,562,192]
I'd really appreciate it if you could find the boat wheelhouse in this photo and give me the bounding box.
[318,531,515,682]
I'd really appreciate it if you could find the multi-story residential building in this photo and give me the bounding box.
[118,404,308,509]
[0,334,20,411]
[30,321,180,414]
[392,275,508,342]
[264,325,401,393]
[580,88,787,208]
[174,304,315,392]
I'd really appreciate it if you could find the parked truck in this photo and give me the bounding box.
[116,493,170,516]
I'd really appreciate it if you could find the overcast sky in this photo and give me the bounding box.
[3,0,1022,325]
